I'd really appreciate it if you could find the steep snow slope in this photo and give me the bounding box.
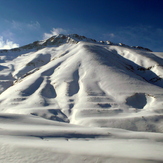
[0,34,163,162]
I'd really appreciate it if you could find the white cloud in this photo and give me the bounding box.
[10,20,40,31]
[11,20,22,30]
[27,21,40,30]
[102,33,115,40]
[0,36,19,49]
[43,28,68,39]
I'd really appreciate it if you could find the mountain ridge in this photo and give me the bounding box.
[0,34,163,132]
[0,34,152,53]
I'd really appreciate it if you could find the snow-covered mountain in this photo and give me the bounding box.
[0,34,163,162]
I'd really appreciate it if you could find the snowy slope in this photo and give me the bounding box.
[0,34,163,162]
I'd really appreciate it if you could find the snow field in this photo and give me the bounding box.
[0,34,163,162]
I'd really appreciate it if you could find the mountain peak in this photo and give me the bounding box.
[44,34,97,45]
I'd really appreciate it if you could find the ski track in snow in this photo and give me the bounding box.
[0,34,163,162]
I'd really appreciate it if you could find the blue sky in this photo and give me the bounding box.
[0,0,163,51]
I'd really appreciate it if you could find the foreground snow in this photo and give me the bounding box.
[0,113,163,163]
[0,34,163,162]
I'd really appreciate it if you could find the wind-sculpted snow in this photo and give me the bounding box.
[0,34,163,162]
